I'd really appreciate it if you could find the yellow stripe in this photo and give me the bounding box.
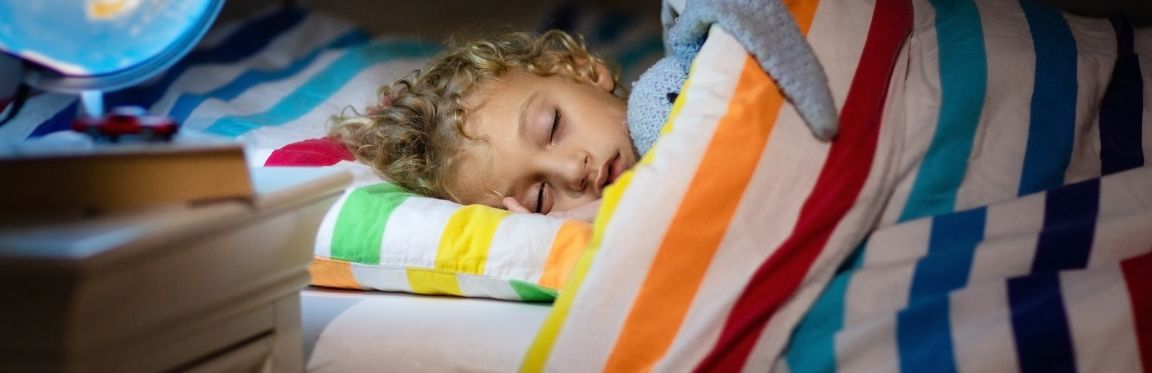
[436,205,511,275]
[405,267,463,296]
[537,221,593,290]
[308,257,363,289]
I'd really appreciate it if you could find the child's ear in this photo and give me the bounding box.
[592,62,615,93]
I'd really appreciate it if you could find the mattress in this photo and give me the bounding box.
[302,287,551,372]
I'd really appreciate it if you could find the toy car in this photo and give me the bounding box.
[72,106,179,142]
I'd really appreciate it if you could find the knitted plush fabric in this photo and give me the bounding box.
[627,0,839,156]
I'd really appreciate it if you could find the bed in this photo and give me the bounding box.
[2,0,1149,372]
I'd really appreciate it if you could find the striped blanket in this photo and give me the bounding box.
[523,0,1151,371]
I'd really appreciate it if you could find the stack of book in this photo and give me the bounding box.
[0,133,252,214]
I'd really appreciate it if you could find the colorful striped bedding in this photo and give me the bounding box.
[523,0,1151,372]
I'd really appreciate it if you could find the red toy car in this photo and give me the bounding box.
[72,106,179,142]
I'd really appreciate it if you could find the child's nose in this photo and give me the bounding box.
[548,150,592,192]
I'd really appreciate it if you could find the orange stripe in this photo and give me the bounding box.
[538,221,593,290]
[309,257,364,289]
[783,0,820,35]
[603,55,785,372]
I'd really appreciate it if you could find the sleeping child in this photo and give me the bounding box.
[330,30,636,223]
[329,0,838,224]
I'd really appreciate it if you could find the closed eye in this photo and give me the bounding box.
[535,183,546,213]
[550,109,561,142]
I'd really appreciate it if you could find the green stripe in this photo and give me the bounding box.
[330,183,412,264]
[510,279,558,302]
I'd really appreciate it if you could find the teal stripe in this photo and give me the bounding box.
[899,0,988,222]
[330,183,412,265]
[204,40,439,137]
[786,244,865,373]
[1018,0,1077,196]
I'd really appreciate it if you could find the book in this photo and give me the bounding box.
[0,134,252,213]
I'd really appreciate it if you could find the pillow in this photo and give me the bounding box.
[264,138,592,302]
[309,182,592,302]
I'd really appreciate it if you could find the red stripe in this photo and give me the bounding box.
[693,0,913,370]
[1121,249,1152,372]
[263,138,355,167]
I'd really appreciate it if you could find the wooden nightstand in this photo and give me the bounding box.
[0,167,351,373]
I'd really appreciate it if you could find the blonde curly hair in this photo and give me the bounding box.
[329,30,621,202]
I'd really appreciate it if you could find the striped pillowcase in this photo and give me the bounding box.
[309,182,592,302]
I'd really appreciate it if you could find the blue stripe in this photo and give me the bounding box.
[1031,178,1098,272]
[1008,273,1077,373]
[26,100,79,139]
[1099,14,1145,175]
[203,40,438,137]
[103,8,307,112]
[896,207,986,373]
[896,297,957,373]
[167,29,370,123]
[785,243,866,373]
[1017,1,1077,196]
[899,0,987,222]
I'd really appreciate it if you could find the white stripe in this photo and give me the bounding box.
[1060,265,1143,372]
[1063,14,1116,183]
[949,280,1020,373]
[350,262,411,293]
[178,48,346,132]
[1098,166,1152,217]
[1091,168,1152,266]
[983,190,1046,238]
[543,25,744,372]
[864,217,932,266]
[485,214,566,284]
[312,187,354,258]
[842,218,929,326]
[835,314,901,373]
[378,197,458,269]
[877,0,941,227]
[152,13,358,115]
[1087,208,1152,267]
[238,57,426,152]
[456,273,522,300]
[0,93,76,140]
[954,0,1031,210]
[674,0,891,366]
[966,192,1043,283]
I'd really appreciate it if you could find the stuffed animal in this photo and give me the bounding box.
[627,0,839,156]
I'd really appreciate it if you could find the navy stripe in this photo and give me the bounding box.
[1099,14,1145,175]
[167,29,369,123]
[1017,0,1077,196]
[102,8,307,112]
[25,100,79,139]
[897,207,986,373]
[1008,273,1077,373]
[1031,178,1099,272]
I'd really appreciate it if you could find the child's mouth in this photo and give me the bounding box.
[603,153,623,189]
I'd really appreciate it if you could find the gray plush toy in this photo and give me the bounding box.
[626,0,839,156]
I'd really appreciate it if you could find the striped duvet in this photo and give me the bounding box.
[523,0,1151,371]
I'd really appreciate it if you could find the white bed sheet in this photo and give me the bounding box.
[302,287,550,372]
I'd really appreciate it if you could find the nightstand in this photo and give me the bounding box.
[0,167,350,373]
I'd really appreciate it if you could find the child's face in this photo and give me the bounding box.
[454,73,637,213]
